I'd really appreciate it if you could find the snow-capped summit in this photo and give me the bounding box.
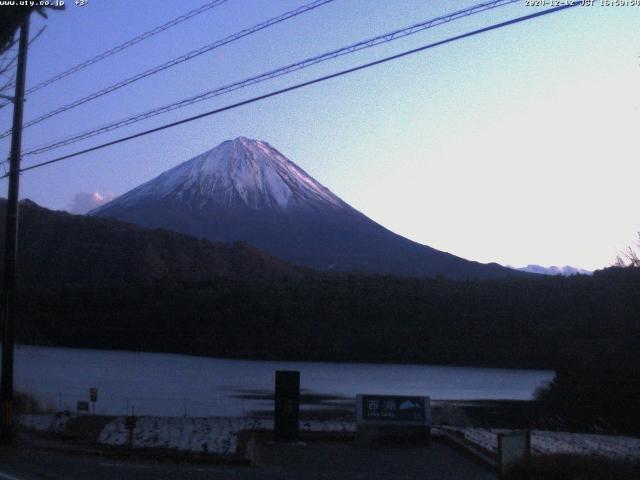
[93,137,524,280]
[109,137,344,211]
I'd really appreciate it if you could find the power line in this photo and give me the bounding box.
[0,3,578,181]
[0,25,46,110]
[0,2,227,112]
[0,0,335,139]
[6,0,230,102]
[20,0,520,158]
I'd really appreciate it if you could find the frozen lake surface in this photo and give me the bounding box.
[14,345,554,417]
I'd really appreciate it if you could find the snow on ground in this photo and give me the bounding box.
[440,427,640,460]
[18,412,72,434]
[98,417,266,455]
[20,413,354,455]
[22,413,640,460]
[98,416,355,455]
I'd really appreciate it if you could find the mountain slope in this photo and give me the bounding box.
[92,137,522,280]
[0,198,303,289]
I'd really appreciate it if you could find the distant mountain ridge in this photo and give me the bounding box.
[92,137,524,280]
[514,264,592,276]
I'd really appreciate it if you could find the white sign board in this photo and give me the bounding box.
[356,395,431,426]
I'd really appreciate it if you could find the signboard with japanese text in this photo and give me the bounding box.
[356,395,431,425]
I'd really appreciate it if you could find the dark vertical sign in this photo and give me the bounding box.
[274,370,299,439]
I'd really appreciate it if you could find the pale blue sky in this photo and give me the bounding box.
[1,0,638,270]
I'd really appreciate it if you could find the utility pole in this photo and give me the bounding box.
[1,13,30,445]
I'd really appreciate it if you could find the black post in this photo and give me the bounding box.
[1,14,30,445]
[274,370,300,440]
[125,416,137,449]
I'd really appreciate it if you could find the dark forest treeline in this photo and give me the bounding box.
[17,266,640,371]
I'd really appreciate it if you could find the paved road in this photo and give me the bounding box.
[1,451,266,480]
[0,440,497,480]
[252,439,497,480]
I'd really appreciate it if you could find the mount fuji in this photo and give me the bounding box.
[92,137,519,280]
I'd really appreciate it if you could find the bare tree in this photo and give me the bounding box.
[0,25,45,111]
[0,47,18,101]
[615,233,640,267]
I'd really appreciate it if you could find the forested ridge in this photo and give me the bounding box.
[17,267,640,372]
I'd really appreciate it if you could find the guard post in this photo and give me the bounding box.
[274,370,299,440]
[498,430,531,478]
